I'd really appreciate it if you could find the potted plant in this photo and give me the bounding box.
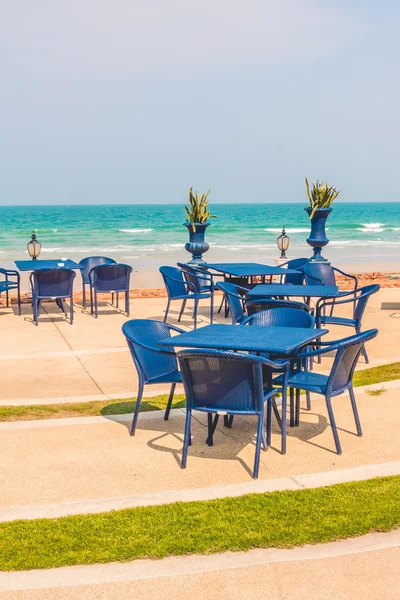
[184,187,217,264]
[305,178,340,262]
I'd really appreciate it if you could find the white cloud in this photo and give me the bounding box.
[1,0,366,78]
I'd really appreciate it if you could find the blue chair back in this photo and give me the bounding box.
[79,257,116,284]
[160,266,187,298]
[243,307,314,328]
[281,258,309,285]
[353,284,380,322]
[327,329,378,395]
[31,269,75,298]
[90,264,132,292]
[122,319,178,382]
[216,281,246,324]
[178,350,265,414]
[177,263,210,292]
[246,298,311,316]
[304,263,336,286]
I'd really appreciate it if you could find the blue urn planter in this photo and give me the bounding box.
[184,222,210,265]
[306,207,332,263]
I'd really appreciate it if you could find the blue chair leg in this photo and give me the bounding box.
[281,386,288,454]
[94,290,98,318]
[266,398,272,448]
[70,295,74,324]
[116,292,119,309]
[90,285,94,314]
[289,387,295,427]
[193,298,199,329]
[178,299,186,322]
[164,383,176,421]
[181,408,192,468]
[125,290,130,316]
[17,286,21,316]
[325,394,342,454]
[349,386,362,436]
[83,284,86,308]
[33,298,38,326]
[295,389,301,426]
[206,413,219,446]
[6,288,9,308]
[164,299,171,323]
[253,415,264,478]
[210,293,214,324]
[130,382,144,436]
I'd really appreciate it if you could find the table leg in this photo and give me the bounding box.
[295,389,300,426]
[289,388,295,427]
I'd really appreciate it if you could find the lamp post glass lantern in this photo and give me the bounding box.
[277,227,290,259]
[27,230,41,260]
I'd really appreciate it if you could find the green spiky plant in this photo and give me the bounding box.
[185,187,217,232]
[305,178,340,219]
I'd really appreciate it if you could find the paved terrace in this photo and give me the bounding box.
[0,288,399,405]
[0,288,400,598]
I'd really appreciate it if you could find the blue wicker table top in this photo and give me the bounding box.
[159,324,328,355]
[15,260,82,271]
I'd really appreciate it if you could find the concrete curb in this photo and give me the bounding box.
[1,461,399,523]
[0,529,399,592]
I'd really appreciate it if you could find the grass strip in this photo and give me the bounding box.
[1,476,399,571]
[1,362,399,423]
[352,362,400,387]
[0,395,186,422]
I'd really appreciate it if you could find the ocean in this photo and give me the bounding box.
[1,203,399,272]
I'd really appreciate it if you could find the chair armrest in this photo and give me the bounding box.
[315,289,359,315]
[162,272,197,294]
[181,269,215,292]
[0,268,20,282]
[128,338,178,357]
[332,267,358,289]
[217,283,248,299]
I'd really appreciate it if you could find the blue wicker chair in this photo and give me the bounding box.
[79,256,116,308]
[315,284,380,363]
[122,319,184,435]
[90,263,132,317]
[242,306,315,430]
[160,266,214,329]
[280,257,309,285]
[29,268,75,325]
[274,329,378,454]
[216,281,249,324]
[178,349,289,478]
[0,268,21,315]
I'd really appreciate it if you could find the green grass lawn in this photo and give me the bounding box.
[1,476,399,571]
[1,362,399,423]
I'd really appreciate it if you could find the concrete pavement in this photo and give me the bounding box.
[0,288,399,405]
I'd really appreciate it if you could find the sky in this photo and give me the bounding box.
[1,0,399,205]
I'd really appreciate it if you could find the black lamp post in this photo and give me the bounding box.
[27,230,41,260]
[277,226,290,259]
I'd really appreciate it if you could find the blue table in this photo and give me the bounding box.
[15,260,82,271]
[247,284,339,299]
[206,263,299,279]
[159,324,328,355]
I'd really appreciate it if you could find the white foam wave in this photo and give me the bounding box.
[361,222,384,228]
[357,227,384,233]
[118,228,153,233]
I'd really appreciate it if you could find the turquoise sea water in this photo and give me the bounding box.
[0,203,399,263]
